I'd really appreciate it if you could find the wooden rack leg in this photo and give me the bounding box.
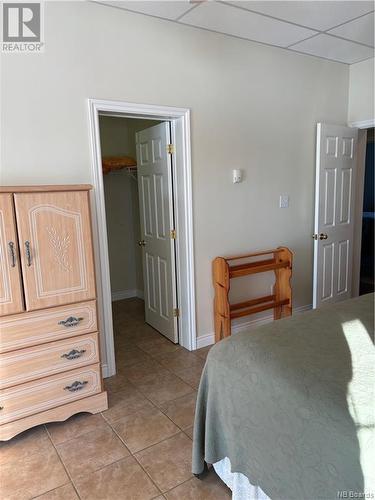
[213,258,230,342]
[214,314,231,343]
[214,303,223,342]
[274,247,292,319]
[273,279,282,320]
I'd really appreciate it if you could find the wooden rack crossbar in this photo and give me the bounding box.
[213,247,293,342]
[229,259,289,278]
[224,248,285,261]
[231,298,290,319]
[230,294,275,311]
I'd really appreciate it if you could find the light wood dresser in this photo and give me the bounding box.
[0,185,108,441]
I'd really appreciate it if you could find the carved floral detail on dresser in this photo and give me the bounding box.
[46,226,72,272]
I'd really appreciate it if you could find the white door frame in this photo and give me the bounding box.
[313,123,358,308]
[349,118,375,297]
[87,99,196,378]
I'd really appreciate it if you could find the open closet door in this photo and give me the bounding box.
[313,123,358,308]
[136,122,178,343]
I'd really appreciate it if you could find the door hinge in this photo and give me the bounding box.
[173,307,180,318]
[170,229,176,240]
[167,144,175,155]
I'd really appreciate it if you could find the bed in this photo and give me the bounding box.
[192,293,375,500]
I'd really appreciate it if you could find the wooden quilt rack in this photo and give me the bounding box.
[213,247,293,342]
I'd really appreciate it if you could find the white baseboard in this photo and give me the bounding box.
[102,363,110,378]
[348,119,375,129]
[195,304,312,350]
[111,289,144,301]
[196,333,216,349]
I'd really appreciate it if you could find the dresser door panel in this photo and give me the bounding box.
[0,194,24,316]
[14,191,96,311]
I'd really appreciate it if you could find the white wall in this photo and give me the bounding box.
[1,2,350,350]
[348,58,375,124]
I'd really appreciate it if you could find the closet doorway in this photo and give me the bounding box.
[359,127,374,295]
[100,116,178,343]
[88,100,196,378]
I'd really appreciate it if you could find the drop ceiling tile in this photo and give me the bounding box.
[179,1,317,47]
[102,1,194,21]
[328,12,374,47]
[229,1,374,31]
[289,33,374,64]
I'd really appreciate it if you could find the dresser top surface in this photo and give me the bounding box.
[0,184,92,193]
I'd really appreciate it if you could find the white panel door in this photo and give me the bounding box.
[136,122,178,342]
[313,123,358,308]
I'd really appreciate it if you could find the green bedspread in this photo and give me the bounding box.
[192,294,375,500]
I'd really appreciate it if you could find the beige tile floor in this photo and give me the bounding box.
[0,298,231,500]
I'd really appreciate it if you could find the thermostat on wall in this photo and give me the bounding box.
[233,169,242,183]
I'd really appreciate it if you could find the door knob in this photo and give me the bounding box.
[312,233,328,240]
[138,240,146,247]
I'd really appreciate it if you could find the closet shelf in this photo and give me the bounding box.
[102,156,137,176]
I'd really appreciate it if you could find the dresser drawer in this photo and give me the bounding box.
[0,364,101,425]
[0,301,97,353]
[0,332,99,389]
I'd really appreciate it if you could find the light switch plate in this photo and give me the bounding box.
[279,194,289,208]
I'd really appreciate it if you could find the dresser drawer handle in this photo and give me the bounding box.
[25,241,32,267]
[58,316,84,328]
[0,406,3,411]
[8,242,16,267]
[61,349,86,360]
[64,381,88,392]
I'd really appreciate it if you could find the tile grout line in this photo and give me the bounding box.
[162,474,197,496]
[70,453,160,496]
[116,350,202,393]
[112,320,204,427]
[104,369,195,494]
[106,387,195,492]
[44,416,146,495]
[45,412,112,446]
[99,303,206,494]
[120,370,198,417]
[12,301,206,500]
[106,419,165,496]
[44,424,82,500]
[110,413,183,455]
[103,406,194,441]
[102,374,197,436]
[103,344,169,497]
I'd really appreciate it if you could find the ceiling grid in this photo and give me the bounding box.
[97,1,375,64]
